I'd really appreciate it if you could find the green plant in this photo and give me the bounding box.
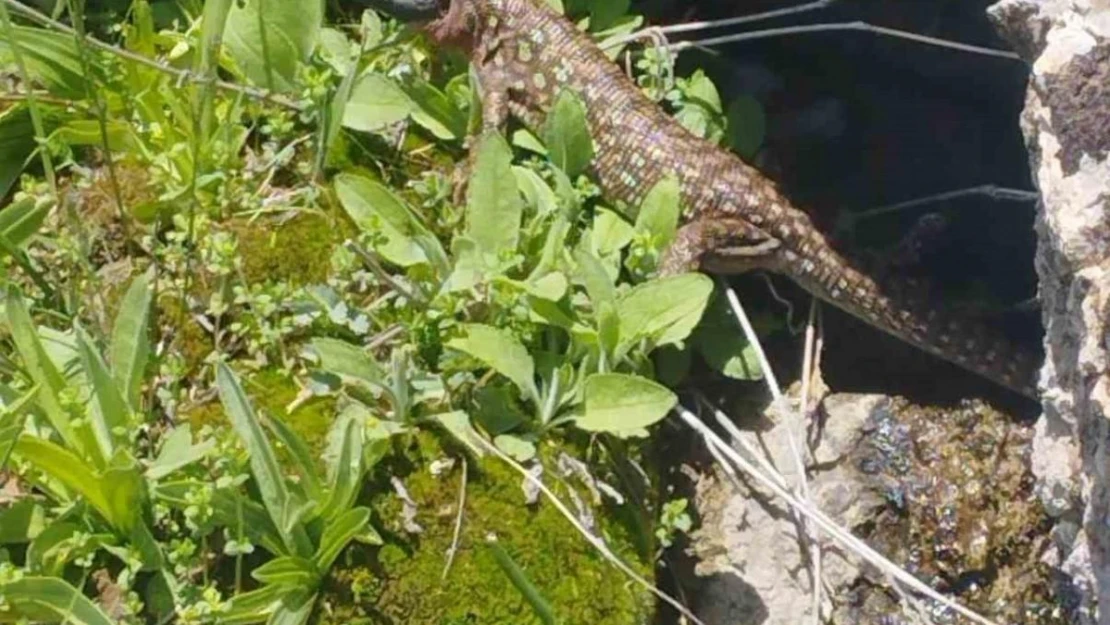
[200,362,383,624]
[0,271,214,622]
[0,0,771,620]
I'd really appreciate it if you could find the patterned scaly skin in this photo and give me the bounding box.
[427,0,1040,399]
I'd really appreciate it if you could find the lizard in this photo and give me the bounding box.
[368,0,1042,400]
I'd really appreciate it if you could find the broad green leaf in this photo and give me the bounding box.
[3,287,78,451]
[675,70,725,142]
[0,26,84,97]
[0,383,36,470]
[542,90,594,178]
[196,0,233,78]
[524,272,569,301]
[13,436,113,528]
[466,132,523,259]
[321,41,359,169]
[318,416,361,522]
[578,373,677,433]
[591,208,634,256]
[529,215,572,281]
[342,73,415,132]
[587,0,630,31]
[0,499,45,543]
[693,292,764,380]
[100,453,146,535]
[0,106,38,199]
[402,77,468,140]
[268,590,317,625]
[75,323,128,459]
[50,120,138,152]
[334,173,437,268]
[318,27,354,74]
[221,583,286,624]
[635,174,681,250]
[110,267,154,409]
[727,95,766,159]
[494,434,536,462]
[616,273,713,354]
[216,362,313,559]
[26,522,85,575]
[311,337,385,389]
[129,520,166,571]
[575,248,616,309]
[434,411,486,457]
[250,556,320,589]
[0,197,48,254]
[223,0,324,92]
[144,425,216,481]
[266,415,324,505]
[511,128,548,156]
[441,236,484,293]
[448,324,537,403]
[473,386,527,435]
[314,506,371,571]
[155,481,286,557]
[513,166,558,215]
[0,576,118,625]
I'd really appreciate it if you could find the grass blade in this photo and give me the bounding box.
[265,415,324,505]
[3,286,80,454]
[318,415,360,521]
[313,506,369,572]
[216,362,313,558]
[487,536,559,625]
[0,383,37,470]
[13,436,114,528]
[0,197,48,253]
[75,322,128,458]
[109,266,154,409]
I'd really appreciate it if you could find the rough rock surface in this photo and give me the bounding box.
[987,2,1110,623]
[690,394,886,624]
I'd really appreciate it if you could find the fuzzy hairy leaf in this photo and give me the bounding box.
[448,324,537,403]
[109,267,154,410]
[578,373,676,434]
[0,576,118,625]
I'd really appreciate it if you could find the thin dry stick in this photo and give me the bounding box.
[442,457,468,580]
[67,0,127,221]
[719,279,783,401]
[477,436,706,625]
[658,0,837,35]
[799,300,820,420]
[2,0,304,111]
[718,281,822,622]
[605,0,837,49]
[676,407,1001,625]
[850,184,1040,224]
[798,299,823,624]
[670,22,1021,61]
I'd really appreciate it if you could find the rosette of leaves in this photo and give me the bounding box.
[0,270,213,621]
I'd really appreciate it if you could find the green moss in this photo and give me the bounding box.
[231,210,356,288]
[185,368,336,455]
[320,432,656,625]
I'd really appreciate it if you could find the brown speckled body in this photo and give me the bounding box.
[429,0,1040,398]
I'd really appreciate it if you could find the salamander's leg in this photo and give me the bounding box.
[660,218,781,277]
[452,68,511,205]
